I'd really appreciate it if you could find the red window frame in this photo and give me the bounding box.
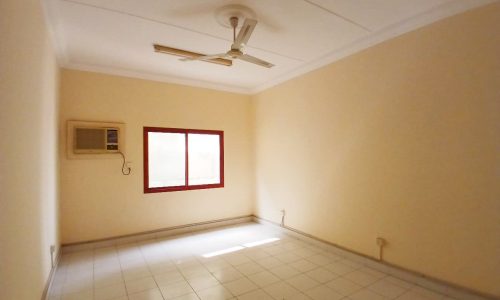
[143,127,224,193]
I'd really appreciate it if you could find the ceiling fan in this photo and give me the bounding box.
[154,16,274,68]
[182,17,274,68]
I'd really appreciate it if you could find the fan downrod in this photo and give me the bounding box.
[215,4,256,28]
[230,16,238,42]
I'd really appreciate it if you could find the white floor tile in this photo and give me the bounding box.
[121,258,148,270]
[307,254,333,266]
[323,261,356,275]
[286,274,320,292]
[254,257,284,269]
[342,270,380,286]
[125,276,158,294]
[128,288,164,300]
[202,260,232,272]
[233,262,265,276]
[154,270,185,287]
[62,280,93,295]
[223,277,258,296]
[149,262,177,275]
[61,290,93,300]
[245,249,271,259]
[237,289,274,300]
[349,289,389,300]
[323,252,342,262]
[339,259,364,269]
[305,285,344,300]
[288,293,313,300]
[275,252,302,264]
[289,259,318,273]
[172,293,200,300]
[211,267,243,283]
[269,265,301,280]
[306,268,337,283]
[160,281,195,299]
[123,266,152,282]
[223,253,251,266]
[94,282,127,300]
[263,281,301,300]
[410,286,447,300]
[263,245,287,256]
[186,274,220,291]
[357,267,387,279]
[368,279,408,299]
[326,277,363,296]
[180,265,211,279]
[291,248,317,259]
[384,276,414,290]
[196,284,233,300]
[247,270,281,287]
[395,290,430,300]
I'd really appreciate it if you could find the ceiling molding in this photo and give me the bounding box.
[63,63,254,94]
[251,0,497,94]
[43,0,69,66]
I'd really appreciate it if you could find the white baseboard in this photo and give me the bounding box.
[252,216,497,300]
[41,248,61,300]
[61,215,253,253]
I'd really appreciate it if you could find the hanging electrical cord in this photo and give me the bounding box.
[118,151,131,175]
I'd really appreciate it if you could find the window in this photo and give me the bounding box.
[143,127,224,193]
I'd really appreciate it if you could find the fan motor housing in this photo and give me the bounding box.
[227,49,243,58]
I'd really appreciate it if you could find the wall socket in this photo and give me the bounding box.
[376,237,386,246]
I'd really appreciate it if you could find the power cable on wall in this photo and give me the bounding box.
[118,151,131,175]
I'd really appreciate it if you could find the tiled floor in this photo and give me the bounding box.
[48,223,456,300]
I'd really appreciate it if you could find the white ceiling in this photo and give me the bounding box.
[44,0,495,94]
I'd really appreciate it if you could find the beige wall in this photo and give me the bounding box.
[59,70,254,244]
[253,3,500,297]
[0,0,60,299]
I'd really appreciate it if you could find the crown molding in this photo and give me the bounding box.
[42,0,69,66]
[63,63,254,95]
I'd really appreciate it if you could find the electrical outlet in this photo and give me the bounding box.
[376,237,386,246]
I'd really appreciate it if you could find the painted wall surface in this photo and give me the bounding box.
[0,1,60,299]
[59,70,254,243]
[253,3,500,297]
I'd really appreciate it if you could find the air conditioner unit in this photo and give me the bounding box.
[67,120,125,158]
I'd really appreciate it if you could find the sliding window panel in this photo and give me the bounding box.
[188,133,221,185]
[148,132,186,188]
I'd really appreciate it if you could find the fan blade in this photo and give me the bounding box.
[232,18,257,49]
[239,54,274,68]
[181,54,228,61]
[153,44,232,66]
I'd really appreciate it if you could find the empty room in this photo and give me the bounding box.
[1,0,499,300]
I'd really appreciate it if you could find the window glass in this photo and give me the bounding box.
[188,133,220,185]
[148,132,185,188]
